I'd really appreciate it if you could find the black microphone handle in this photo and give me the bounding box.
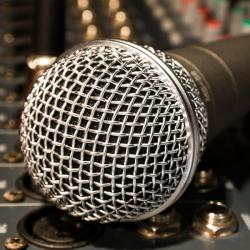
[168,35,250,140]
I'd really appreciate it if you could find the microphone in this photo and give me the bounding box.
[20,35,250,223]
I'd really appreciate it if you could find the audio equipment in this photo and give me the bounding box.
[1,0,250,249]
[20,35,250,223]
[25,0,65,97]
[1,150,250,249]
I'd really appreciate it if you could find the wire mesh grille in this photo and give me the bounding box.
[21,44,200,223]
[146,47,208,153]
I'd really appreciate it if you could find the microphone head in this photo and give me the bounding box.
[20,40,208,223]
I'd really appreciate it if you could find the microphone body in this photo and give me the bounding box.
[20,36,250,223]
[169,35,250,138]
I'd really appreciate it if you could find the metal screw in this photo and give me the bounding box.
[4,236,28,250]
[113,11,127,26]
[81,9,95,25]
[5,93,18,103]
[137,207,181,239]
[3,119,19,130]
[117,25,133,40]
[192,201,238,238]
[77,0,90,10]
[83,24,99,41]
[3,152,23,163]
[194,169,218,193]
[4,69,16,80]
[3,190,24,203]
[106,0,120,14]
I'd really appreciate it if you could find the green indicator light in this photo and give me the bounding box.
[243,19,250,27]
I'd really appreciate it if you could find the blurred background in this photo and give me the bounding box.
[1,0,250,101]
[1,0,250,100]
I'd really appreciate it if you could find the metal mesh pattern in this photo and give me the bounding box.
[20,42,205,223]
[145,47,208,152]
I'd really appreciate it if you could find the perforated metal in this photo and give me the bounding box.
[20,40,208,223]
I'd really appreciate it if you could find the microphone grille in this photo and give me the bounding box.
[20,40,207,223]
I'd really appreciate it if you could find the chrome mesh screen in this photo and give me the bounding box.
[20,42,206,223]
[148,47,208,153]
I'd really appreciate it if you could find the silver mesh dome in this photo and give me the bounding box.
[20,40,208,223]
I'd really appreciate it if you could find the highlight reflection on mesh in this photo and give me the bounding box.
[21,46,189,222]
